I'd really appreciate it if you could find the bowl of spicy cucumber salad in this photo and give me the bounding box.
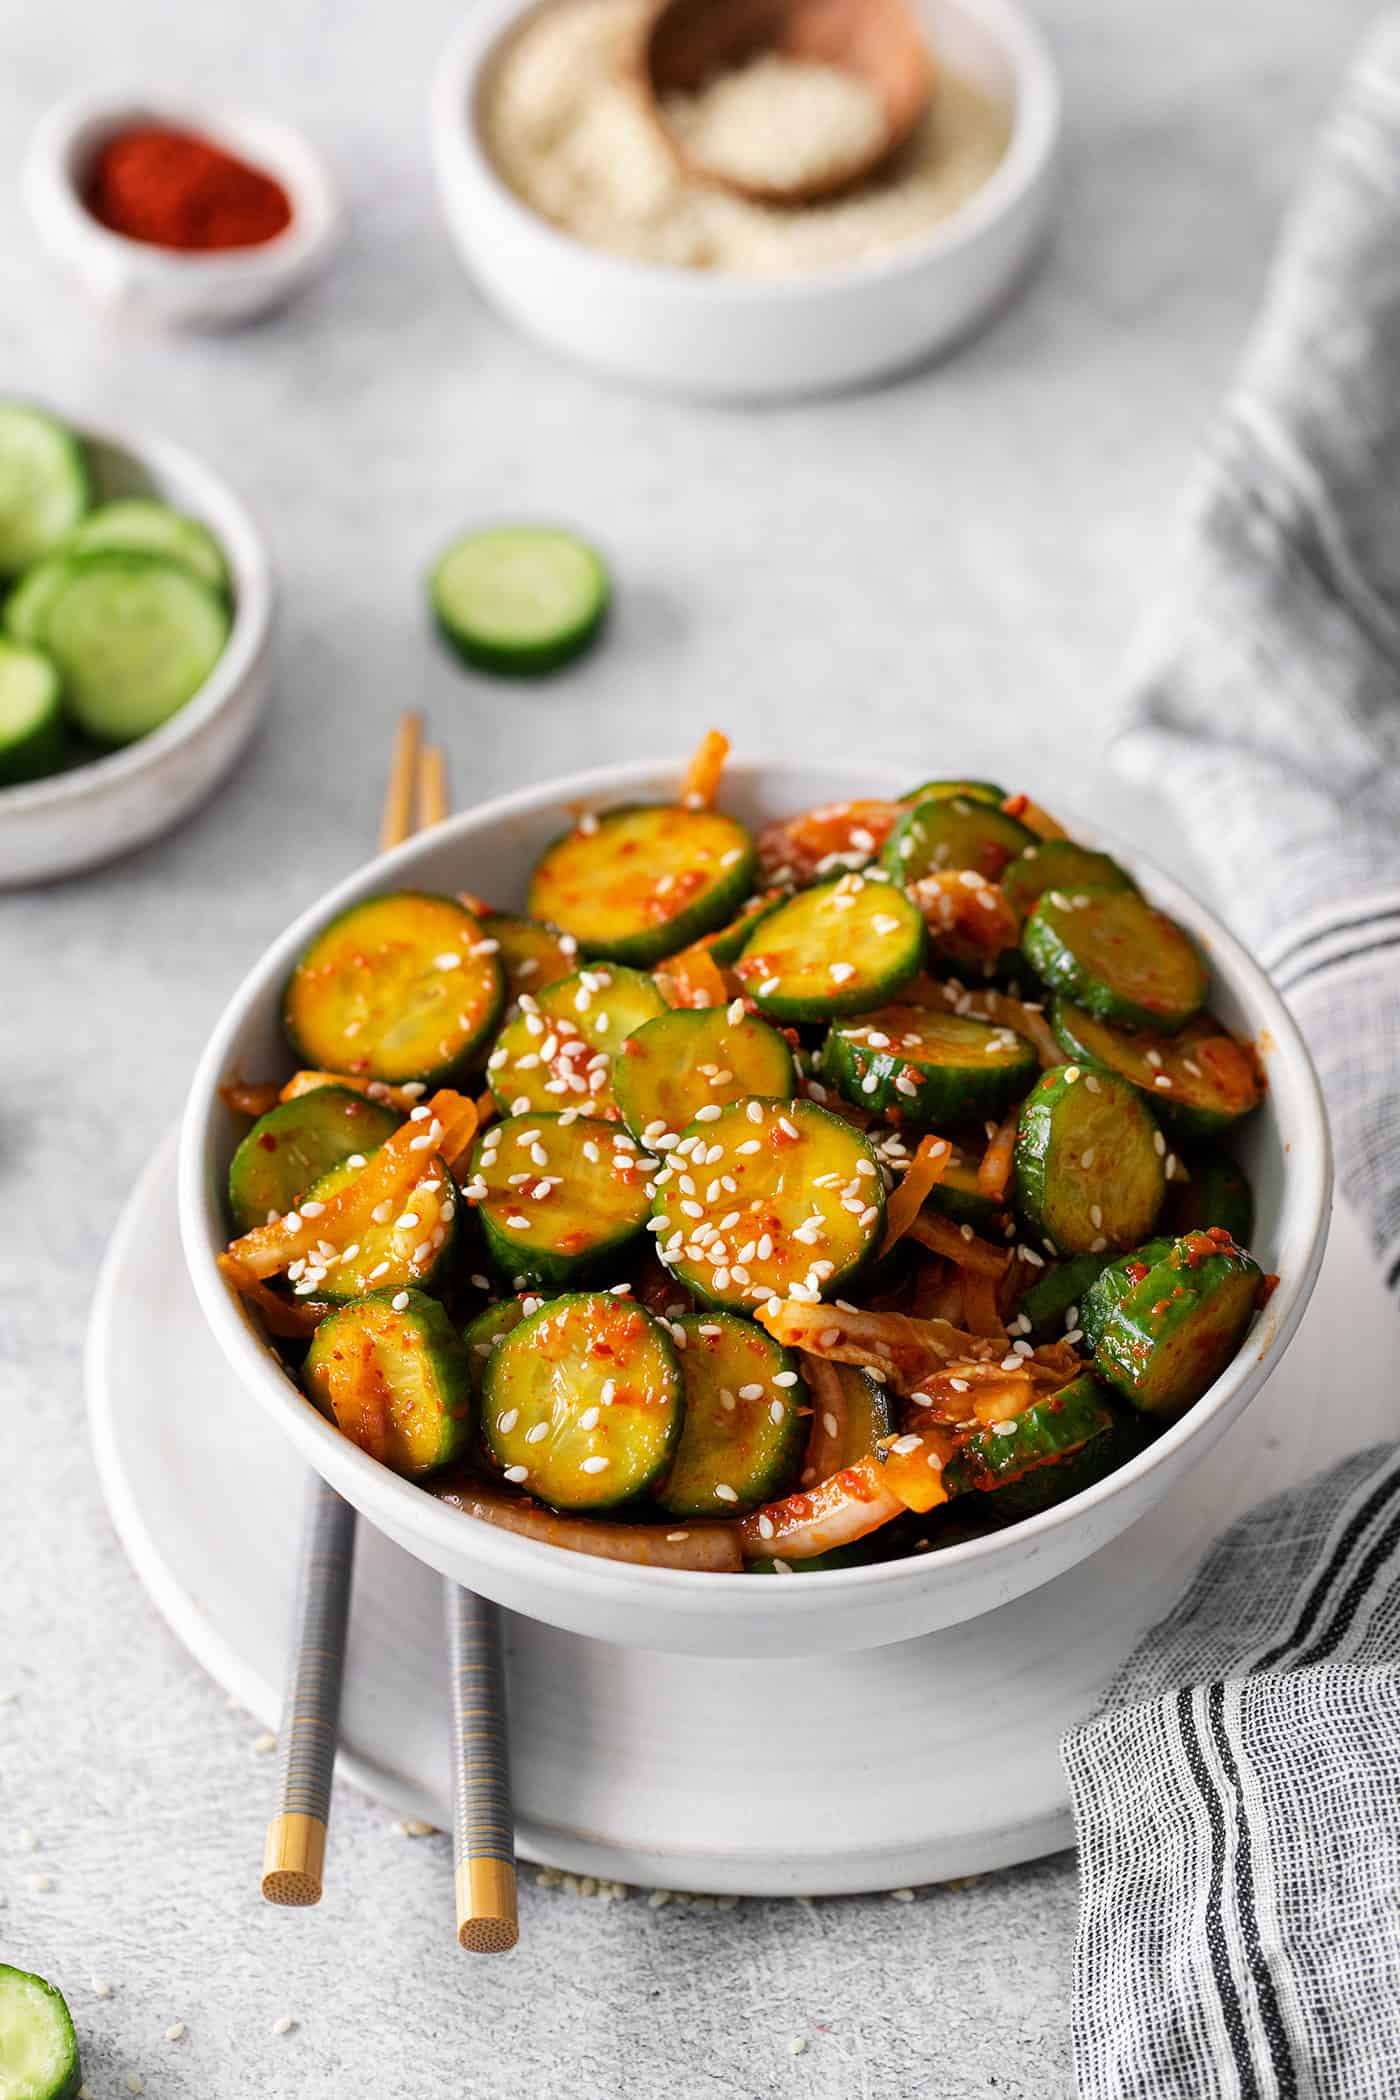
[0,400,271,886]
[180,741,1330,1655]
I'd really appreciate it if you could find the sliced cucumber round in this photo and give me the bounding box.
[1021,889,1207,1034]
[430,525,609,676]
[734,873,924,1022]
[299,1151,459,1302]
[1081,1231,1263,1417]
[926,1146,1007,1232]
[942,1371,1116,1497]
[481,1292,683,1510]
[900,777,1006,806]
[882,794,1035,884]
[469,1110,652,1287]
[304,1288,472,1476]
[63,498,228,593]
[0,638,64,785]
[1014,1251,1111,1341]
[1049,999,1262,1135]
[483,912,578,1009]
[285,892,505,1086]
[823,1003,1037,1127]
[1077,1238,1173,1352]
[709,891,787,964]
[1001,839,1136,924]
[462,1295,530,1401]
[4,554,74,647]
[0,402,90,576]
[651,1097,884,1312]
[486,963,666,1117]
[655,1311,806,1517]
[824,1363,895,1468]
[614,1005,795,1144]
[528,804,757,967]
[1013,1063,1166,1255]
[1163,1146,1255,1247]
[979,1391,1150,1516]
[40,551,229,745]
[0,1964,81,2100]
[226,1083,402,1234]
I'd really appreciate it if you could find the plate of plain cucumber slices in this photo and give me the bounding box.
[198,737,1327,1650]
[0,401,270,886]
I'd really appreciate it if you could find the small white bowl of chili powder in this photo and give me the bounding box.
[25,94,341,328]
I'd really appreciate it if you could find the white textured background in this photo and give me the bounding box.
[1,0,1378,2092]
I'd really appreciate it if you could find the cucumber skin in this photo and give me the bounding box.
[304,1289,472,1476]
[900,778,1006,806]
[737,878,925,1023]
[430,529,610,677]
[1164,1149,1255,1248]
[1083,1234,1262,1416]
[1077,1239,1175,1352]
[822,1015,1037,1127]
[528,806,758,970]
[1001,840,1136,924]
[0,1963,82,2100]
[941,1372,1116,1497]
[709,892,786,965]
[0,640,65,785]
[226,1085,402,1236]
[926,1164,1005,1232]
[1013,1064,1166,1256]
[1015,1252,1112,1341]
[880,795,1035,884]
[984,1404,1154,1518]
[1049,1000,1261,1138]
[1021,891,1207,1035]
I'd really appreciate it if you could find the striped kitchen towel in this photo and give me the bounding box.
[1063,12,1400,2095]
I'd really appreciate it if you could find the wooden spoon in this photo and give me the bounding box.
[639,0,933,208]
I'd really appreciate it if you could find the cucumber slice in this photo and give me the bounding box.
[734,873,924,1022]
[942,1371,1116,1496]
[299,1151,459,1302]
[655,1311,806,1517]
[481,1292,683,1510]
[1001,839,1136,924]
[1014,1252,1110,1341]
[0,638,64,785]
[1021,889,1207,1034]
[1081,1231,1263,1416]
[303,1288,471,1475]
[4,557,75,646]
[882,795,1035,884]
[0,1965,81,2100]
[1163,1146,1255,1247]
[823,1004,1037,1126]
[900,777,1006,806]
[430,526,610,676]
[614,1005,795,1144]
[709,891,787,965]
[462,1296,529,1399]
[825,1363,895,1466]
[486,963,666,1117]
[1013,1063,1166,1255]
[1049,999,1262,1135]
[40,551,229,745]
[651,1097,884,1311]
[285,892,505,1086]
[64,498,228,593]
[1077,1238,1173,1352]
[0,402,90,576]
[226,1083,402,1234]
[468,1111,652,1287]
[979,1393,1150,1517]
[483,912,578,1009]
[926,1148,1007,1231]
[528,804,757,967]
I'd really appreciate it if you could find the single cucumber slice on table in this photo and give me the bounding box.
[941,1371,1117,1497]
[226,1083,402,1234]
[483,912,577,1009]
[430,526,609,675]
[823,1003,1037,1126]
[285,892,505,1086]
[655,1311,806,1517]
[481,1292,683,1510]
[0,401,90,576]
[528,804,756,967]
[1049,999,1262,1135]
[900,777,1006,806]
[63,498,228,593]
[40,551,228,745]
[299,1151,459,1302]
[1014,1251,1111,1341]
[734,873,924,1022]
[469,1110,652,1287]
[486,963,666,1117]
[981,1394,1152,1517]
[304,1289,471,1475]
[0,1964,81,2100]
[614,1005,795,1143]
[0,638,64,785]
[1080,1231,1263,1416]
[1021,888,1207,1034]
[882,795,1035,884]
[1001,839,1136,924]
[1014,1062,1166,1255]
[1163,1146,1255,1247]
[651,1097,884,1312]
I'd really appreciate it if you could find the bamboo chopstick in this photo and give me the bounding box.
[378,708,422,853]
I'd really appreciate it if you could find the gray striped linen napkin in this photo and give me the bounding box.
[1062,14,1400,2096]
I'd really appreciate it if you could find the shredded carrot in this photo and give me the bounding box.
[881,1134,951,1253]
[1001,794,1069,840]
[279,1069,429,1114]
[658,941,730,1009]
[679,728,729,810]
[217,1259,329,1337]
[219,1079,281,1118]
[475,1089,499,1131]
[907,1212,1008,1278]
[977,1109,1019,1200]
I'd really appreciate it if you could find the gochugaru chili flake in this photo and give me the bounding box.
[86,125,293,252]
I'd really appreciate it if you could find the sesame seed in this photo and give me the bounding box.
[272,2015,297,2036]
[434,951,463,970]
[91,1977,113,1998]
[525,1423,548,1444]
[581,1456,609,1475]
[166,2023,186,2042]
[498,1408,520,1433]
[504,1465,529,1484]
[391,1290,410,1311]
[666,1532,690,1543]
[714,1484,739,1503]
[695,1104,722,1123]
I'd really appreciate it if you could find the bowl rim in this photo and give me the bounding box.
[179,752,1334,1614]
[431,0,1062,301]
[0,410,274,816]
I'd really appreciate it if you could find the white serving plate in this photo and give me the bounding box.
[178,755,1331,1657]
[0,416,273,887]
[431,0,1061,400]
[96,1133,1383,1895]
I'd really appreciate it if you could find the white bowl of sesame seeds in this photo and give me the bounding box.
[178,755,1330,1656]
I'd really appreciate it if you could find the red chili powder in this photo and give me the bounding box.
[86,125,293,252]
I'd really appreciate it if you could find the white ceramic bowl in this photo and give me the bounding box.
[25,94,340,329]
[179,755,1331,1656]
[431,0,1060,400]
[0,416,273,888]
